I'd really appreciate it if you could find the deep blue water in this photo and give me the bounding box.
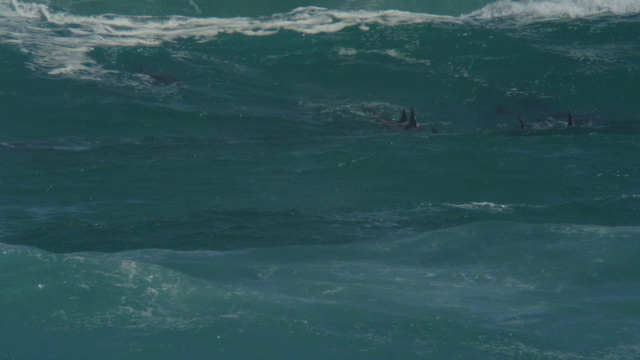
[1,0,640,358]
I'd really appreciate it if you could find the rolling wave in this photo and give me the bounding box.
[2,0,639,79]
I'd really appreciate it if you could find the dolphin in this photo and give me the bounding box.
[567,112,596,127]
[397,109,408,123]
[518,112,578,131]
[137,66,179,85]
[363,107,437,132]
[403,108,438,133]
[404,108,418,130]
[398,108,438,132]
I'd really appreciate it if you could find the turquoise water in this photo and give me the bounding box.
[1,0,640,358]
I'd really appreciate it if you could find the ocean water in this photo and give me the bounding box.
[1,0,640,358]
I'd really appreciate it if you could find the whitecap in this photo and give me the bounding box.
[466,0,640,23]
[1,0,638,83]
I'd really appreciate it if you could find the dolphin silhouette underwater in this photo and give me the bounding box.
[137,66,179,85]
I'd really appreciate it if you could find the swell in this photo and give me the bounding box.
[1,221,639,358]
[3,191,639,253]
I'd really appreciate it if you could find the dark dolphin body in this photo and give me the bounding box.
[364,107,438,133]
[517,112,581,133]
[511,112,640,136]
[402,108,438,133]
[397,109,408,123]
[137,66,179,85]
[404,108,418,130]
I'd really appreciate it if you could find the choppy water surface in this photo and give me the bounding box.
[1,0,639,358]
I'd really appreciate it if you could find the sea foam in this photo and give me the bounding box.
[1,0,639,79]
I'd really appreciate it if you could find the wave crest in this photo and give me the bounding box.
[467,0,640,21]
[1,0,638,79]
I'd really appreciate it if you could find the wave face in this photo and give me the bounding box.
[3,223,640,359]
[1,0,640,358]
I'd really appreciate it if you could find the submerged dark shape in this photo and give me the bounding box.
[137,66,179,85]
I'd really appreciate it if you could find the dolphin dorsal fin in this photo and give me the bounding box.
[398,109,408,123]
[567,112,574,127]
[404,108,417,130]
[519,116,526,130]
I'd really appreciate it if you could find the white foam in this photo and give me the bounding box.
[444,202,514,212]
[335,46,431,66]
[336,47,358,56]
[466,0,640,22]
[1,0,639,80]
[383,49,431,66]
[0,1,461,77]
